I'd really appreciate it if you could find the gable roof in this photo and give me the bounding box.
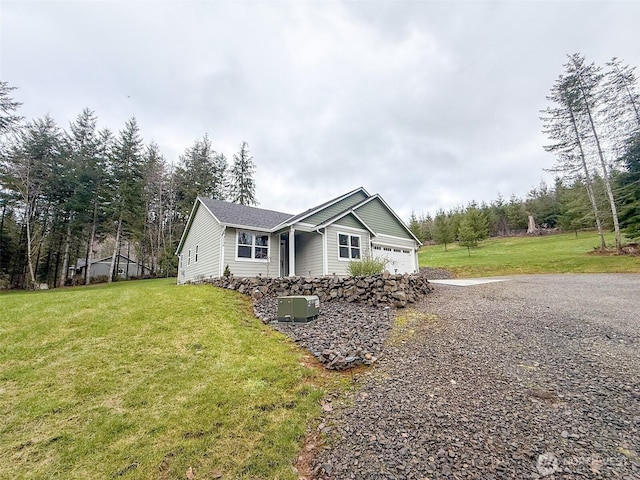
[313,193,422,244]
[176,187,420,255]
[274,187,370,228]
[352,194,422,244]
[74,254,147,269]
[175,197,294,254]
[199,197,293,230]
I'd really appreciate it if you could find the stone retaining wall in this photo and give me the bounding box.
[205,272,431,308]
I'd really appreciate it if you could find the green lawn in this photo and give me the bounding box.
[0,279,326,479]
[419,231,640,277]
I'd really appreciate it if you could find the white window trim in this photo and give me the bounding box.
[235,230,270,262]
[337,231,361,261]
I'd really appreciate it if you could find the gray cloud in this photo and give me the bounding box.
[2,1,638,220]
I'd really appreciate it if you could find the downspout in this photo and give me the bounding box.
[219,226,226,277]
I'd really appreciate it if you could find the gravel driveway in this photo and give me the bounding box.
[311,274,640,479]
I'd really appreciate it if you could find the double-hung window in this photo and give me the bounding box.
[237,231,270,260]
[338,233,361,260]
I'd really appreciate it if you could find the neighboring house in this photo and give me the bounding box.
[75,255,151,280]
[175,187,421,284]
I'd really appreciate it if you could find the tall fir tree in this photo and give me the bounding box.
[175,134,227,218]
[107,117,145,283]
[228,141,257,206]
[542,57,607,250]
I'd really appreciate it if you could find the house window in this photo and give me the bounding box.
[237,231,270,260]
[187,249,191,266]
[338,233,361,260]
[195,245,199,263]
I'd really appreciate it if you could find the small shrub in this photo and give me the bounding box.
[348,255,388,276]
[223,265,231,278]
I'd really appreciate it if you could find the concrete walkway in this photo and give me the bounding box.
[428,278,510,286]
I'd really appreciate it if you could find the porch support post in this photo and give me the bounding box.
[288,227,296,276]
[320,229,328,275]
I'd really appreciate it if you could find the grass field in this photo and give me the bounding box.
[419,231,640,277]
[0,279,327,479]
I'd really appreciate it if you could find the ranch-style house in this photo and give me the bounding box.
[175,187,421,284]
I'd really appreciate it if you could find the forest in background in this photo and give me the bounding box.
[0,89,257,289]
[1,54,639,289]
[409,54,640,252]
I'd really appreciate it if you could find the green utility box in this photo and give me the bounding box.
[277,295,320,322]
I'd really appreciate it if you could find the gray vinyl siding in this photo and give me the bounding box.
[90,260,146,278]
[354,197,413,239]
[223,228,280,278]
[294,232,323,277]
[88,261,113,278]
[334,214,365,230]
[178,203,224,284]
[325,225,370,276]
[304,190,368,226]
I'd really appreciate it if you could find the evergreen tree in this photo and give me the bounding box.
[464,203,489,246]
[107,117,145,283]
[557,178,596,236]
[175,134,226,217]
[432,209,455,251]
[228,141,257,206]
[141,142,166,275]
[542,56,607,250]
[566,54,622,251]
[408,211,420,240]
[0,116,65,287]
[505,194,528,232]
[0,81,22,137]
[617,134,640,240]
[457,216,476,256]
[602,58,640,156]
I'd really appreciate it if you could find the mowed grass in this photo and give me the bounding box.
[0,278,325,479]
[419,231,640,277]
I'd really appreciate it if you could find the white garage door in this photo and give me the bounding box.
[372,245,415,274]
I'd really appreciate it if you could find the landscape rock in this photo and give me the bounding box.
[204,273,432,308]
[255,298,396,370]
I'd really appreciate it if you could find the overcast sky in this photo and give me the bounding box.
[2,1,639,220]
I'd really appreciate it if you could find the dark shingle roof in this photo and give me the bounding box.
[198,197,293,230]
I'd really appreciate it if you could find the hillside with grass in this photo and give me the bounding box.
[419,231,640,278]
[0,279,326,479]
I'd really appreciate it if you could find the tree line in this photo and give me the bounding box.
[0,85,258,289]
[409,54,640,252]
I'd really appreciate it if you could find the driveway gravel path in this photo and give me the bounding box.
[311,274,640,479]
